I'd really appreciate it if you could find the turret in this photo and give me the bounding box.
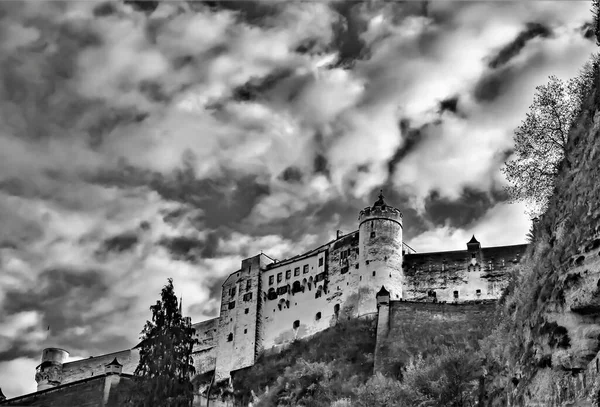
[357,191,404,316]
[104,358,123,375]
[35,348,69,391]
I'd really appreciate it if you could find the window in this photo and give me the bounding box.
[293,320,300,329]
[372,271,376,276]
[267,288,277,300]
[277,286,288,295]
[227,333,233,342]
[228,301,235,309]
[286,270,291,279]
[334,304,340,316]
[292,281,303,294]
[244,329,247,334]
[370,231,376,238]
[471,253,476,259]
[303,265,309,274]
[476,289,481,296]
[243,292,253,301]
[286,300,290,308]
[315,273,325,282]
[230,287,236,297]
[315,312,321,320]
[315,288,322,299]
[277,273,283,283]
[453,291,459,299]
[294,267,300,277]
[341,266,349,274]
[246,280,251,291]
[319,258,324,267]
[269,275,274,285]
[245,308,249,314]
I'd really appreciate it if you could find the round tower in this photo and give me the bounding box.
[357,191,403,316]
[35,348,69,391]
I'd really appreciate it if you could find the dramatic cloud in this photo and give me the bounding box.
[0,0,596,398]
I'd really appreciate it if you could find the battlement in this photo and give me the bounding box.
[358,205,403,225]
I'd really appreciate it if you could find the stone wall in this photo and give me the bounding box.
[1,374,132,407]
[61,349,139,384]
[374,300,497,376]
[403,244,527,303]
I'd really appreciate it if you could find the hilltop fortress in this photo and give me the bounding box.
[1,192,528,405]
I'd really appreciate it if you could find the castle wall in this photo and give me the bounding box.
[214,254,271,381]
[260,250,332,350]
[402,244,527,303]
[61,349,139,384]
[325,231,360,320]
[374,300,497,376]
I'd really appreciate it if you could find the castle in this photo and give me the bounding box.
[0,192,528,406]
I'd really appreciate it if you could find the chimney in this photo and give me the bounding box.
[336,230,342,239]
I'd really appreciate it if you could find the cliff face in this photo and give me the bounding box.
[486,74,600,406]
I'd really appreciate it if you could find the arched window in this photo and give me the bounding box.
[315,286,322,299]
[315,312,321,320]
[227,333,233,342]
[267,288,277,301]
[293,320,300,329]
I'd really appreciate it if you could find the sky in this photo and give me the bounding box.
[0,0,596,399]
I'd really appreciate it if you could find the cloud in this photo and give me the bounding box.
[407,202,531,253]
[0,1,596,397]
[0,357,38,398]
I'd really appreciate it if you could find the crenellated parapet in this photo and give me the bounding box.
[358,204,403,227]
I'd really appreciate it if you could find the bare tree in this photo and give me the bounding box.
[502,68,594,217]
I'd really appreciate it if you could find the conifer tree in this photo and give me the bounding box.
[128,278,197,407]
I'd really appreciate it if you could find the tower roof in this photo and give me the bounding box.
[467,235,479,244]
[376,286,390,297]
[373,190,387,208]
[105,358,123,367]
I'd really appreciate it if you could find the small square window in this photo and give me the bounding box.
[245,308,249,314]
[476,289,481,296]
[293,320,300,329]
[277,273,283,283]
[286,270,291,279]
[372,271,376,276]
[294,267,300,276]
[315,312,321,320]
[453,291,459,299]
[303,265,309,274]
[370,231,376,238]
[269,275,274,285]
[228,301,236,309]
[319,258,324,267]
[244,329,247,334]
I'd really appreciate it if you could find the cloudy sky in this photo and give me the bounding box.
[0,0,596,398]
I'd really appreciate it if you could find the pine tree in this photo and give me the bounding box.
[128,279,197,407]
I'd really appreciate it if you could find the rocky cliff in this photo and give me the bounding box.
[485,62,600,407]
